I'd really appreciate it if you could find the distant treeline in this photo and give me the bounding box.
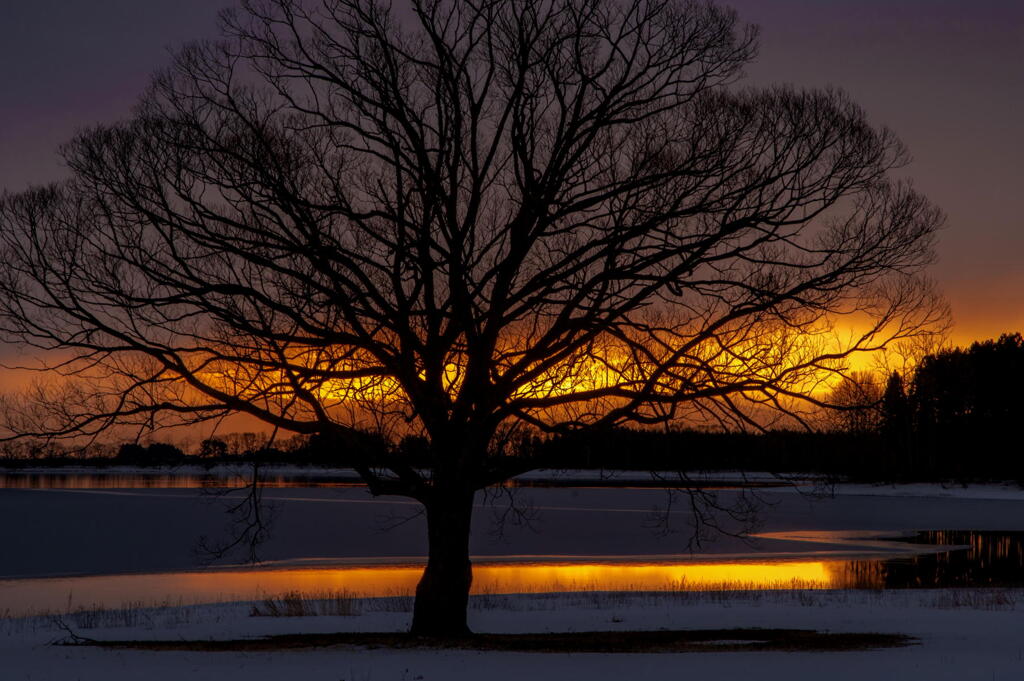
[3,334,1022,483]
[0,427,883,479]
[875,332,1024,482]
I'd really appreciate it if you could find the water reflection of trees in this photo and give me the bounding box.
[830,531,1024,589]
[0,472,369,489]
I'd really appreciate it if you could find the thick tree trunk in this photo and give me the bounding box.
[410,489,476,636]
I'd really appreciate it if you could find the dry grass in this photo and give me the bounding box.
[470,586,1021,613]
[250,590,358,617]
[0,599,204,635]
[928,589,1018,610]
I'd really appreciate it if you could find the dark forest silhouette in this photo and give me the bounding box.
[880,333,1024,481]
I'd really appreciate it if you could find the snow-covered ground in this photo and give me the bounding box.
[3,588,1023,680]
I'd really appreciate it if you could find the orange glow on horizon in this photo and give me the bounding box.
[199,320,894,416]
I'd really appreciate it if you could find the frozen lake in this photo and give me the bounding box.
[2,474,1024,615]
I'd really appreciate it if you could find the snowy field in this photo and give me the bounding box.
[2,477,1024,679]
[2,588,1024,680]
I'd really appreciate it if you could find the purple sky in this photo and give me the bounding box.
[1,0,1021,345]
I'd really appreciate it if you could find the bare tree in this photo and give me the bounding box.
[0,0,945,635]
[821,370,884,434]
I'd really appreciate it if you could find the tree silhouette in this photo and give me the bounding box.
[879,370,911,473]
[911,333,1024,479]
[0,0,944,634]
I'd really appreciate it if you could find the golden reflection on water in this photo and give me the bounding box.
[475,561,837,593]
[4,532,1019,617]
[1,560,865,617]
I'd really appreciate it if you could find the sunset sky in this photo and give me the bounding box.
[1,0,1021,348]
